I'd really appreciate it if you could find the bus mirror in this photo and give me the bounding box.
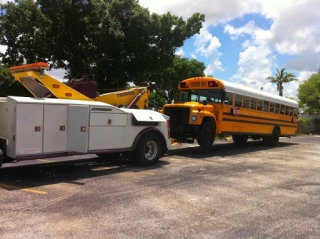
[203,100,208,106]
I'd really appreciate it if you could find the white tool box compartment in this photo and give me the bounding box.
[43,104,68,153]
[67,105,90,153]
[15,100,44,156]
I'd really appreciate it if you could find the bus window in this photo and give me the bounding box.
[269,102,275,113]
[224,91,234,106]
[285,105,290,115]
[178,90,197,102]
[243,96,250,109]
[264,101,269,112]
[280,105,285,114]
[257,99,263,111]
[275,104,280,114]
[198,90,222,103]
[293,108,299,116]
[289,107,293,116]
[250,98,257,110]
[235,94,242,107]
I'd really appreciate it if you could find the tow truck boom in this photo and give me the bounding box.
[8,62,158,109]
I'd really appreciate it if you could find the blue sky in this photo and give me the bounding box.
[138,0,320,99]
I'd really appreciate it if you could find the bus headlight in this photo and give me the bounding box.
[191,115,197,122]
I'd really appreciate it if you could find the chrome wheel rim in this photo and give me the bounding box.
[144,140,158,161]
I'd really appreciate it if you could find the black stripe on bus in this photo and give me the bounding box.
[223,112,295,124]
[222,118,297,128]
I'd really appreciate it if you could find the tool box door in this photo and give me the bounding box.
[15,103,44,156]
[43,104,68,153]
[67,105,89,153]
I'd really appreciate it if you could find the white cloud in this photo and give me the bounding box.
[140,0,262,26]
[0,45,7,54]
[231,45,277,94]
[193,28,223,75]
[191,53,197,59]
[175,48,184,57]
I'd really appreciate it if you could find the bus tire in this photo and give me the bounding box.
[197,119,216,148]
[132,133,162,166]
[263,127,280,146]
[232,135,248,145]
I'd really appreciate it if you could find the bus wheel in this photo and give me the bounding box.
[197,120,215,148]
[263,127,280,146]
[232,135,248,145]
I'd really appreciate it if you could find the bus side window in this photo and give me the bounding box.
[235,94,243,107]
[257,99,263,111]
[293,108,299,117]
[275,104,280,114]
[289,107,293,116]
[269,102,275,113]
[285,105,290,115]
[243,96,250,109]
[224,91,234,106]
[264,101,269,112]
[280,105,285,114]
[250,98,257,110]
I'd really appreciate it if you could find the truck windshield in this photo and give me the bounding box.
[178,90,222,103]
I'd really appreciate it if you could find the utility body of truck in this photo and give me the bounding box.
[0,63,171,168]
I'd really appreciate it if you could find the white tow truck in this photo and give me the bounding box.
[0,96,171,168]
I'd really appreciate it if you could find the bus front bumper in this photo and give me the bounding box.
[171,124,200,138]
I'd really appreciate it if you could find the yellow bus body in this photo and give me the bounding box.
[163,76,299,147]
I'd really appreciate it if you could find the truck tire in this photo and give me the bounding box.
[132,133,163,166]
[197,119,216,148]
[263,127,280,146]
[0,149,3,168]
[232,135,248,145]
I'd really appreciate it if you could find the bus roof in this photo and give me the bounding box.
[223,80,298,108]
[181,77,298,108]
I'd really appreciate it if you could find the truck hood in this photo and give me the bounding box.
[122,109,169,122]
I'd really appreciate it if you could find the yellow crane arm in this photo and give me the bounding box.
[9,62,92,101]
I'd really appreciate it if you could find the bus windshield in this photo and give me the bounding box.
[178,90,223,103]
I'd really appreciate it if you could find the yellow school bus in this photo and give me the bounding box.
[163,76,299,147]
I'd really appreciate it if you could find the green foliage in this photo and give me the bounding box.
[0,64,31,97]
[148,91,167,109]
[0,0,205,91]
[150,56,205,94]
[298,72,320,113]
[266,68,298,96]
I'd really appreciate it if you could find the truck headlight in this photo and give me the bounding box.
[191,115,197,122]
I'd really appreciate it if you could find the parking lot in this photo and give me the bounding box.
[1,135,320,239]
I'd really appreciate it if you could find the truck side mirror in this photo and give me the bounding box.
[202,100,208,106]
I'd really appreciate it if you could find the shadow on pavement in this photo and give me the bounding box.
[0,156,170,191]
[167,140,298,159]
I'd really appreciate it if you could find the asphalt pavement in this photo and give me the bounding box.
[0,135,319,239]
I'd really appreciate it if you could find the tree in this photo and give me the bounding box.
[0,63,31,97]
[0,0,205,89]
[298,72,320,113]
[266,68,298,96]
[151,56,205,90]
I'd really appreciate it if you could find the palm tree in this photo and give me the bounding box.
[266,68,298,96]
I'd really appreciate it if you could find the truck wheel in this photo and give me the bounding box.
[133,133,163,166]
[0,149,3,168]
[197,120,215,148]
[263,127,280,146]
[232,135,248,145]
